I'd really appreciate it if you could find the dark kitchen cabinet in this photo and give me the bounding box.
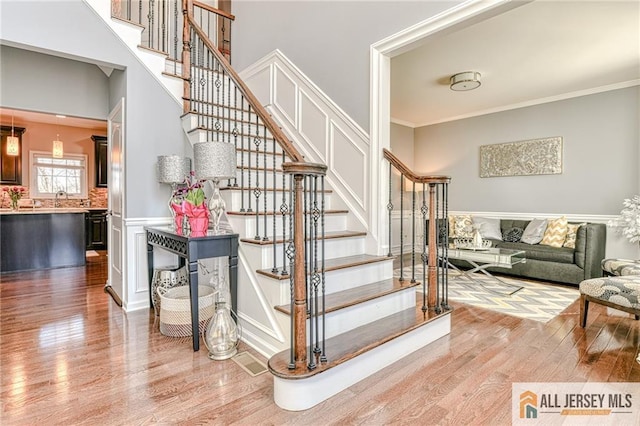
[1,125,25,185]
[92,135,108,187]
[86,210,108,250]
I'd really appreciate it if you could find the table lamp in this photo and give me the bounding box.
[193,141,236,233]
[157,155,191,229]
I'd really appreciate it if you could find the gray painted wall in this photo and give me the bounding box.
[1,46,110,119]
[232,1,461,131]
[0,0,186,217]
[414,87,640,214]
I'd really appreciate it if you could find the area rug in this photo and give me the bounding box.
[394,267,579,323]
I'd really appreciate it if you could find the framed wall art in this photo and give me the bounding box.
[479,137,563,178]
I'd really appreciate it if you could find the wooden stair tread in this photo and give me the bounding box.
[274,277,419,316]
[240,230,366,246]
[257,254,391,280]
[268,297,450,379]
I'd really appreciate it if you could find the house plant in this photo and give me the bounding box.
[176,172,209,237]
[3,186,27,211]
[615,195,640,246]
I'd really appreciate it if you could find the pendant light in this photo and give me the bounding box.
[6,114,19,156]
[53,115,64,158]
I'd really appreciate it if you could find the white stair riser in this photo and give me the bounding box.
[273,314,452,411]
[182,111,262,133]
[319,289,417,340]
[223,189,333,213]
[188,131,282,156]
[240,235,365,270]
[227,212,348,238]
[251,259,393,304]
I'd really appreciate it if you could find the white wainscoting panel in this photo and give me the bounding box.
[299,88,328,162]
[240,49,373,238]
[123,217,171,312]
[330,121,367,209]
[273,63,297,128]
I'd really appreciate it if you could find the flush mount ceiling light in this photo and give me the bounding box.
[450,71,481,91]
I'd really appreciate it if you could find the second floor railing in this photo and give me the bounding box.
[111,0,234,71]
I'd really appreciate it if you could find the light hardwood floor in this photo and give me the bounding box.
[1,253,638,425]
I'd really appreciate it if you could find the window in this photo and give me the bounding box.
[30,151,88,198]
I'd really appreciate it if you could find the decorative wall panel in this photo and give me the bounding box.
[479,137,562,178]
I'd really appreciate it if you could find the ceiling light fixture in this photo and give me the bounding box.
[450,71,481,91]
[6,114,19,156]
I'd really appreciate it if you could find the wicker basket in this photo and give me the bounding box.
[158,285,215,337]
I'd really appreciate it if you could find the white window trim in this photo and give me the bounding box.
[29,150,89,199]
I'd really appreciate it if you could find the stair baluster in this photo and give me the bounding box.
[383,149,450,312]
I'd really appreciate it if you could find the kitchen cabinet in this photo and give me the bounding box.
[92,135,108,187]
[1,125,25,185]
[1,209,86,272]
[86,209,108,250]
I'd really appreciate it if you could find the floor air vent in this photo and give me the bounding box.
[232,351,268,376]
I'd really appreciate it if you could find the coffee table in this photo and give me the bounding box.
[445,247,526,295]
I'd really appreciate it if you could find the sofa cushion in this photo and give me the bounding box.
[521,219,548,244]
[541,216,569,248]
[473,216,502,240]
[563,222,585,249]
[502,227,524,242]
[449,214,473,238]
[494,241,575,264]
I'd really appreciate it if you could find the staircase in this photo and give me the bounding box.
[91,0,452,411]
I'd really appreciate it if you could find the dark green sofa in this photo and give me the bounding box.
[450,219,607,286]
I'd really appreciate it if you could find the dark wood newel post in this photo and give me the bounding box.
[292,173,307,366]
[427,183,437,310]
[182,0,192,113]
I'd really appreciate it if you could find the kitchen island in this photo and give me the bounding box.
[0,208,88,273]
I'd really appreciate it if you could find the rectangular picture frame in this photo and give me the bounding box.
[479,137,562,178]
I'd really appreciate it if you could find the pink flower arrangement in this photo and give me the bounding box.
[3,186,27,210]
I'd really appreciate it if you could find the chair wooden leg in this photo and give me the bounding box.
[579,294,589,328]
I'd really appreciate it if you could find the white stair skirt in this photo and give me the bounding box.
[273,312,451,411]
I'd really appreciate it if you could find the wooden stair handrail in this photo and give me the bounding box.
[383,148,450,184]
[192,0,235,21]
[185,10,305,163]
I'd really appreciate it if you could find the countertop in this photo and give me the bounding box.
[0,208,90,215]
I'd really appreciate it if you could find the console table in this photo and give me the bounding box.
[145,226,239,351]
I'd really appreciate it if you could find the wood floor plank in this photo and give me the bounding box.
[1,253,639,425]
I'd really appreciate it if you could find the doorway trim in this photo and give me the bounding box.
[368,0,524,253]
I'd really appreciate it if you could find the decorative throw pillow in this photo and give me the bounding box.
[521,219,548,245]
[502,227,524,243]
[563,223,586,249]
[472,216,502,240]
[448,215,473,238]
[541,216,569,248]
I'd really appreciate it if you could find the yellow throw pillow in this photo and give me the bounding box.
[541,216,569,248]
[563,223,586,249]
[448,214,473,238]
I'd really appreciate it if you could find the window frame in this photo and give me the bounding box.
[29,150,89,199]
